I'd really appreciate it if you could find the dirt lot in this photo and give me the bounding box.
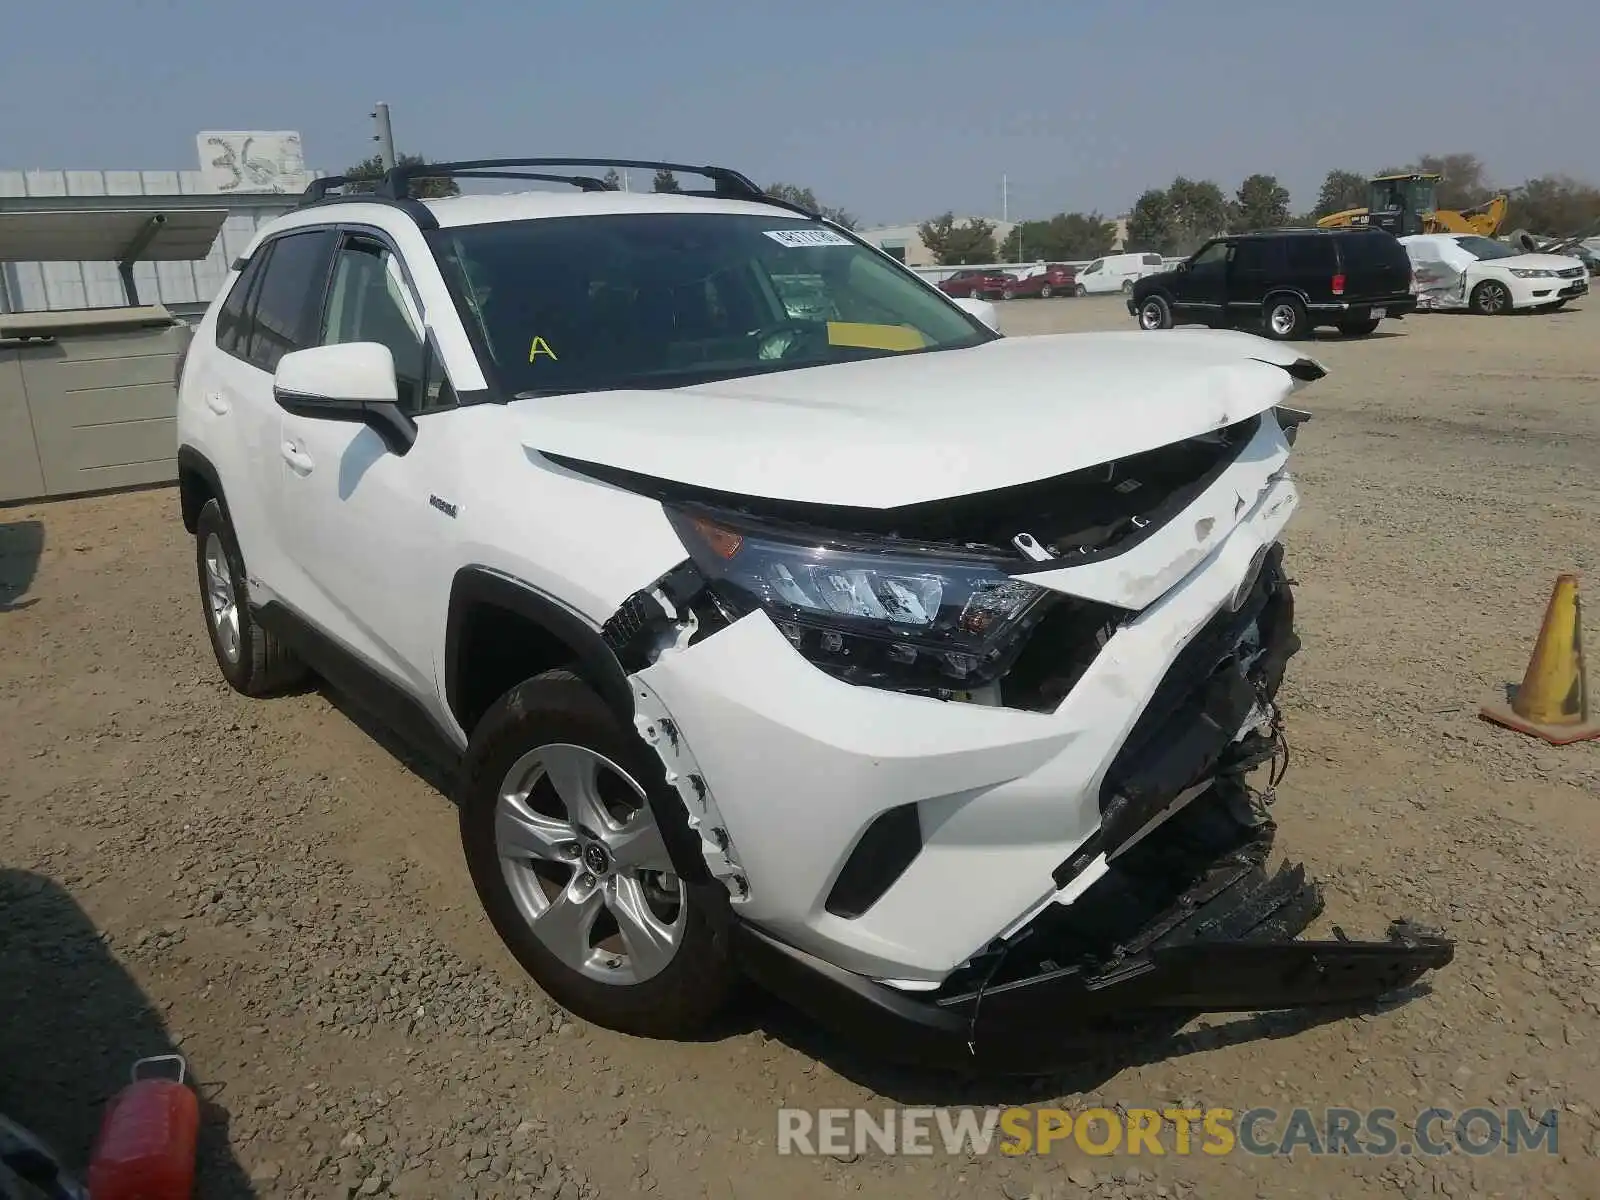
[3,297,1599,1199]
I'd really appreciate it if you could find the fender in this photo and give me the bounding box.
[444,566,635,731]
[176,444,229,533]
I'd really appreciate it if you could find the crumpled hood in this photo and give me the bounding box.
[517,329,1322,508]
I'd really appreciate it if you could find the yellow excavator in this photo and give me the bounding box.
[1316,173,1508,238]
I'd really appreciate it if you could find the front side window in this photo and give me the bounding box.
[319,238,434,412]
[1083,260,1102,274]
[429,214,996,397]
[1190,241,1230,269]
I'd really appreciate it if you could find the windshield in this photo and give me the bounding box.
[1454,236,1519,261]
[428,213,995,396]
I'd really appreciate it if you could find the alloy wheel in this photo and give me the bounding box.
[203,532,241,664]
[1269,303,1299,336]
[494,744,686,985]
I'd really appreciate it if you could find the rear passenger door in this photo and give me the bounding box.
[202,227,337,603]
[1227,237,1286,316]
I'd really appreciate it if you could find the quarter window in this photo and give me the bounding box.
[214,248,271,358]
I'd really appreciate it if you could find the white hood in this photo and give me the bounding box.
[1484,252,1584,272]
[517,330,1321,508]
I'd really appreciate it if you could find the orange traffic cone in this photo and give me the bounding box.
[1480,573,1600,745]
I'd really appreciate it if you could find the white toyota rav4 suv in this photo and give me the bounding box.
[175,158,1451,1071]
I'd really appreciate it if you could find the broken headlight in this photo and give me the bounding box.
[665,505,1052,690]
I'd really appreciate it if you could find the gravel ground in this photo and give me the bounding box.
[3,297,1599,1198]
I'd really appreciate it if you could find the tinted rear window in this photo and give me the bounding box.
[1285,236,1337,274]
[1338,231,1408,270]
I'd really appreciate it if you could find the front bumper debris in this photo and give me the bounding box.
[732,812,1454,1074]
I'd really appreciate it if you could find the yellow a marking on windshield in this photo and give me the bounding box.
[529,336,559,362]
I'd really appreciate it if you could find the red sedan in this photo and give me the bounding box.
[1001,263,1077,299]
[938,268,1015,299]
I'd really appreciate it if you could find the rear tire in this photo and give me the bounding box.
[1337,316,1382,337]
[1001,287,1015,301]
[1121,279,1135,294]
[194,499,309,696]
[1469,279,1511,315]
[458,670,735,1039]
[1263,295,1309,340]
[1039,283,1053,299]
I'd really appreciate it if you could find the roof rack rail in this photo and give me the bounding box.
[295,157,835,227]
[371,157,773,203]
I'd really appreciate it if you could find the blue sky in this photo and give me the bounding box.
[6,0,1597,226]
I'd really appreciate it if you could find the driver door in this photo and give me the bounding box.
[1173,240,1231,320]
[276,232,460,699]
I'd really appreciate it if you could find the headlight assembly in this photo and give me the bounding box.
[1509,268,1553,279]
[664,505,1054,690]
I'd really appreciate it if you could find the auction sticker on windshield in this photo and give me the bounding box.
[764,229,853,248]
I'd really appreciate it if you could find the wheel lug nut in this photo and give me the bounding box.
[580,872,596,887]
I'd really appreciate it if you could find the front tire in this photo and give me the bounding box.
[194,499,308,696]
[1264,295,1309,340]
[1470,279,1511,315]
[1039,283,1053,299]
[1137,294,1174,330]
[459,671,734,1038]
[1075,283,1088,297]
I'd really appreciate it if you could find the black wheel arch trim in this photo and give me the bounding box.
[445,566,636,732]
[177,444,229,533]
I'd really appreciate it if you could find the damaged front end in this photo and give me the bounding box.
[590,403,1453,1071]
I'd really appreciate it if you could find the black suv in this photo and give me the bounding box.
[1128,227,1416,339]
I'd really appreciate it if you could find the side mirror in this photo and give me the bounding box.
[1175,261,1189,273]
[273,342,417,456]
[950,296,1000,331]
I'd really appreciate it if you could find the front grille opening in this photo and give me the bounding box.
[824,802,924,919]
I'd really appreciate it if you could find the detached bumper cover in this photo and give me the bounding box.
[732,832,1454,1073]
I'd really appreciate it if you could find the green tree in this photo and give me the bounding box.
[1410,153,1492,210]
[601,167,621,190]
[1166,177,1230,252]
[1313,168,1368,218]
[341,153,460,199]
[1124,189,1175,254]
[652,169,682,193]
[1507,175,1600,235]
[1014,212,1117,261]
[1232,173,1292,232]
[917,212,999,265]
[764,182,858,229]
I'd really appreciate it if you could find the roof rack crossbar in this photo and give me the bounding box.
[293,157,841,230]
[377,157,768,202]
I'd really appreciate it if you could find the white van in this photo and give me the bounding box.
[1075,252,1167,296]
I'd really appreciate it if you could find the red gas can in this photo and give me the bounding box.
[86,1055,199,1200]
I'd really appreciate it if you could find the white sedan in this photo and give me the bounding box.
[1400,233,1589,314]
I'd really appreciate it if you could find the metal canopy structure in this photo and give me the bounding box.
[0,200,230,306]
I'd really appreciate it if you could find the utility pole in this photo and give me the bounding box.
[1002,174,1008,223]
[371,102,397,169]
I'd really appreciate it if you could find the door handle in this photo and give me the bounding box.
[205,392,230,415]
[281,441,315,474]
